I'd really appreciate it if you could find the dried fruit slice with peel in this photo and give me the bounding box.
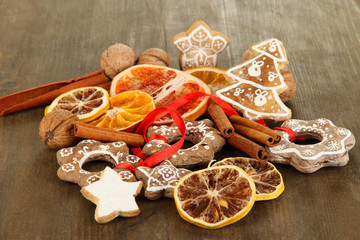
[184,67,236,95]
[45,87,110,123]
[211,157,284,201]
[90,90,155,132]
[110,64,211,125]
[174,166,256,229]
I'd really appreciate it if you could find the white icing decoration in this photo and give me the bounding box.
[59,148,73,157]
[248,60,264,77]
[62,163,75,172]
[112,142,126,148]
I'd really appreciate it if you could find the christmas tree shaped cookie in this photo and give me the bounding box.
[217,39,292,122]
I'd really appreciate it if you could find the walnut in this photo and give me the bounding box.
[100,43,136,79]
[39,110,80,149]
[136,48,171,67]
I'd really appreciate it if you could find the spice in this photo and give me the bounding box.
[207,101,234,138]
[227,133,269,161]
[74,122,145,147]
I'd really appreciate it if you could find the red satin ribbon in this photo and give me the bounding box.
[114,92,240,170]
[273,127,296,142]
[256,119,302,142]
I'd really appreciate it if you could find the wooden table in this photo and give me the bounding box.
[0,0,359,239]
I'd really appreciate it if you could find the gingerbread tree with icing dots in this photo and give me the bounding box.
[216,38,292,122]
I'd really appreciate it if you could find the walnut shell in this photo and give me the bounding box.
[100,43,136,79]
[39,110,80,149]
[136,48,171,67]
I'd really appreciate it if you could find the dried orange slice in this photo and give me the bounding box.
[89,90,155,132]
[174,166,256,229]
[45,87,110,122]
[110,64,211,125]
[184,67,236,95]
[211,157,284,201]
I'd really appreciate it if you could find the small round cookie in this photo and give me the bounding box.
[57,139,141,187]
[142,119,226,167]
[267,118,355,173]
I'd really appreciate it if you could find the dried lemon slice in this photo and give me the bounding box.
[184,66,236,95]
[174,166,256,229]
[211,157,284,201]
[45,87,110,122]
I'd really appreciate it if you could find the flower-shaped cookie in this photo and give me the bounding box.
[57,139,141,187]
[268,118,355,173]
[173,20,230,70]
[142,119,226,167]
[135,160,191,200]
[81,167,143,223]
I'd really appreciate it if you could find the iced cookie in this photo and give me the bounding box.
[57,139,140,187]
[135,160,191,200]
[268,118,355,173]
[142,119,226,167]
[81,167,143,223]
[242,39,296,102]
[217,38,291,122]
[173,20,230,70]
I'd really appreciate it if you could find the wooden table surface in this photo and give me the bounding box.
[0,0,359,239]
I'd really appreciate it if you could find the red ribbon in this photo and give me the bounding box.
[257,119,303,142]
[114,92,240,171]
[273,127,296,142]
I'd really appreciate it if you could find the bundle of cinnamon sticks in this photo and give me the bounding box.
[207,101,281,161]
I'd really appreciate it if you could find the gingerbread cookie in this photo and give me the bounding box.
[242,39,296,102]
[217,38,291,122]
[135,160,191,200]
[57,139,141,187]
[142,119,226,167]
[81,167,143,223]
[268,118,355,173]
[173,20,230,70]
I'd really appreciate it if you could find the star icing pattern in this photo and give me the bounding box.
[135,160,191,200]
[173,20,229,70]
[268,118,355,173]
[81,167,143,223]
[216,38,291,121]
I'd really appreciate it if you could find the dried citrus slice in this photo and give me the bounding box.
[184,67,236,95]
[174,166,256,229]
[110,64,211,125]
[211,157,284,201]
[45,87,110,122]
[89,90,155,132]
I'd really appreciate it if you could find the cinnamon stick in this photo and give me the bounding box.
[207,101,234,138]
[233,124,277,147]
[0,70,108,115]
[74,122,145,147]
[229,115,281,144]
[227,133,269,161]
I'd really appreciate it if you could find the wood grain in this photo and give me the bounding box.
[0,0,359,239]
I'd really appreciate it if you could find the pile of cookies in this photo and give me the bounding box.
[3,20,356,228]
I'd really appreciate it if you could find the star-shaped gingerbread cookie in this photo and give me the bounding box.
[81,167,143,223]
[173,20,229,70]
[135,160,191,200]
